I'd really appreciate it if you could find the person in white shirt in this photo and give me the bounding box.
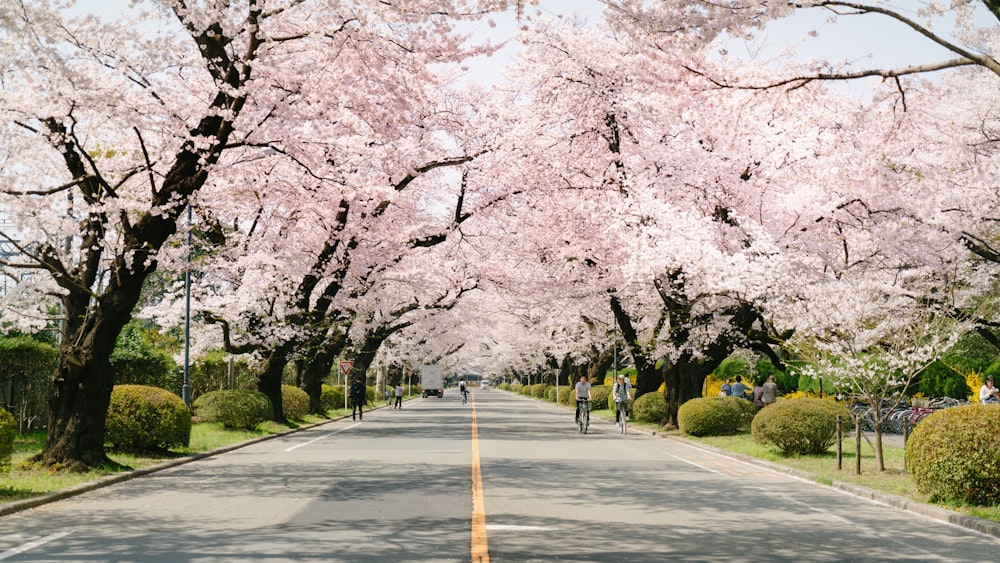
[980,376,999,404]
[613,373,631,427]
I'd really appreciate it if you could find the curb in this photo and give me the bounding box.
[661,434,1000,540]
[0,406,380,518]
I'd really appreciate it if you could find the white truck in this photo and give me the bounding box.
[420,365,444,398]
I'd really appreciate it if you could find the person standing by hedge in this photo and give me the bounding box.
[761,376,778,407]
[613,373,631,428]
[350,377,366,421]
[719,378,732,397]
[730,375,750,400]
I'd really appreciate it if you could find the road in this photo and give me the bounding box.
[0,390,997,562]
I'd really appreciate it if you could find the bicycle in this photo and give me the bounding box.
[577,400,590,434]
[461,388,468,404]
[615,400,629,435]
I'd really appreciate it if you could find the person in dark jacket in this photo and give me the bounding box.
[350,377,366,421]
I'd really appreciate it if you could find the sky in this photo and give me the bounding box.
[67,0,998,90]
[268,0,987,96]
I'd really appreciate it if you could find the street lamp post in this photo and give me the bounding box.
[182,205,192,407]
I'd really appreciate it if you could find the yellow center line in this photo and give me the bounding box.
[471,392,490,562]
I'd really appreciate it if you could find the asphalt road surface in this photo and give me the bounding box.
[0,390,997,562]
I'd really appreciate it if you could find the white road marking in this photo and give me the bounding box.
[284,422,361,451]
[0,530,72,560]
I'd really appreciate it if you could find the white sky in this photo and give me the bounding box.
[68,0,997,88]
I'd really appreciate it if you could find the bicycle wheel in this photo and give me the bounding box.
[583,411,589,434]
[621,409,628,435]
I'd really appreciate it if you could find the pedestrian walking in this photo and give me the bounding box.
[394,382,404,409]
[350,377,366,421]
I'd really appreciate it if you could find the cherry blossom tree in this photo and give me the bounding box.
[0,0,515,470]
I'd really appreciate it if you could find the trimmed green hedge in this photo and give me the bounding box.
[321,385,345,412]
[751,398,851,456]
[632,392,667,424]
[678,397,755,436]
[106,385,191,452]
[907,404,1000,505]
[282,385,310,421]
[193,389,273,430]
[0,408,15,473]
[558,386,573,405]
[590,385,611,410]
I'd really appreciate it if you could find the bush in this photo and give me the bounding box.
[0,408,15,473]
[906,404,1000,505]
[193,389,273,430]
[110,321,180,395]
[632,392,667,424]
[751,398,852,456]
[106,385,191,452]
[510,383,522,395]
[0,336,55,433]
[521,384,533,396]
[189,349,255,400]
[587,385,609,410]
[531,383,549,398]
[545,387,557,402]
[678,397,755,437]
[321,385,345,412]
[558,386,574,405]
[282,385,310,421]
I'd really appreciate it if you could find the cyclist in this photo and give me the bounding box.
[613,373,631,428]
[459,378,468,403]
[573,375,592,423]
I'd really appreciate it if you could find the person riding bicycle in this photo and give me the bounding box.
[573,375,592,423]
[459,378,468,403]
[613,373,631,427]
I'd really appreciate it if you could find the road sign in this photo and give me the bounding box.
[339,361,353,377]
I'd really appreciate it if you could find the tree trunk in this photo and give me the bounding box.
[257,346,290,424]
[662,355,715,429]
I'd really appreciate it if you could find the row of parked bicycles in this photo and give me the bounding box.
[847,397,967,435]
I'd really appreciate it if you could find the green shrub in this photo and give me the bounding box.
[521,384,533,396]
[590,385,611,410]
[499,383,510,391]
[193,389,273,430]
[678,397,755,437]
[558,386,573,405]
[751,398,852,456]
[906,404,1000,505]
[106,385,191,452]
[545,387,557,401]
[509,383,522,395]
[632,392,667,424]
[110,321,180,394]
[282,385,310,421]
[0,408,15,473]
[321,385,345,412]
[0,336,55,433]
[531,383,548,398]
[189,349,255,400]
